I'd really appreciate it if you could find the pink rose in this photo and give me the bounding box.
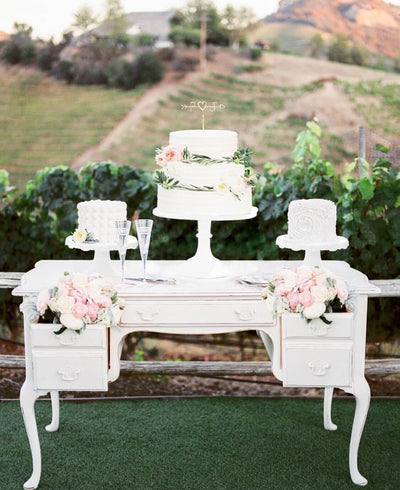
[73,301,88,319]
[287,291,300,310]
[99,295,112,308]
[162,145,183,162]
[299,290,314,307]
[155,153,166,167]
[71,289,87,303]
[87,303,100,322]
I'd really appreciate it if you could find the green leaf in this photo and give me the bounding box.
[358,178,375,200]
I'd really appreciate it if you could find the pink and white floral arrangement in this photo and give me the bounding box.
[37,272,125,334]
[262,266,349,324]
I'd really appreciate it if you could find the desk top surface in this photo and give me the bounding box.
[12,260,379,299]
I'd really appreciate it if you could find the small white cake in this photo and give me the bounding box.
[287,199,337,243]
[77,200,127,243]
[154,129,255,217]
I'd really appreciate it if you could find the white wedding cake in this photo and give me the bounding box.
[154,129,255,217]
[76,200,127,243]
[287,199,338,243]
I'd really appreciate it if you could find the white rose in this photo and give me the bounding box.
[278,269,297,293]
[228,176,246,196]
[310,285,329,303]
[72,273,89,289]
[264,294,276,313]
[296,266,313,281]
[165,161,180,178]
[56,295,75,314]
[303,302,326,320]
[60,313,84,331]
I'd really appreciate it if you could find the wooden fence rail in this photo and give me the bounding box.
[1,272,399,378]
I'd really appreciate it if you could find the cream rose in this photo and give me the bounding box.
[303,302,326,320]
[60,313,84,331]
[56,295,75,314]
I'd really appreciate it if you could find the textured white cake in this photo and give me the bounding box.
[288,199,337,243]
[154,129,254,217]
[77,200,127,243]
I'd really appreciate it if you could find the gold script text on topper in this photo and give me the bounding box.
[181,101,225,130]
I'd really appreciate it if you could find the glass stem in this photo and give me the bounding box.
[120,252,126,282]
[142,253,148,284]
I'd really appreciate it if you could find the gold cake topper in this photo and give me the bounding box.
[181,101,225,130]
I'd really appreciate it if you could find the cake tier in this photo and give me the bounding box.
[77,200,127,243]
[157,186,253,217]
[164,160,244,187]
[288,199,337,243]
[169,130,238,159]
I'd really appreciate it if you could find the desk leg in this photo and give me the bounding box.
[349,378,370,486]
[20,380,41,490]
[45,391,60,432]
[323,387,337,431]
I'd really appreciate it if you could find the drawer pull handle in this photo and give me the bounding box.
[137,309,159,321]
[235,309,256,321]
[57,330,79,345]
[309,323,330,337]
[308,361,330,376]
[58,367,81,381]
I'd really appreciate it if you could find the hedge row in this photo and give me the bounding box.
[1,121,399,339]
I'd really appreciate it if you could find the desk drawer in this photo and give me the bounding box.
[281,313,353,340]
[31,324,106,348]
[283,342,352,387]
[32,349,108,391]
[122,300,270,325]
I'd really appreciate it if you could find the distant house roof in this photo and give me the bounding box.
[94,10,175,41]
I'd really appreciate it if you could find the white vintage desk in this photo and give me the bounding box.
[12,259,378,489]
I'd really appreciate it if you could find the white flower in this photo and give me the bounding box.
[165,161,180,178]
[228,176,247,196]
[73,229,87,243]
[310,285,330,303]
[60,313,84,331]
[56,295,75,314]
[214,181,230,195]
[72,273,89,289]
[110,304,122,324]
[303,302,326,320]
[264,294,276,313]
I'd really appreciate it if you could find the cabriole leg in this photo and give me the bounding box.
[349,378,370,486]
[45,391,60,432]
[323,387,337,431]
[20,381,41,490]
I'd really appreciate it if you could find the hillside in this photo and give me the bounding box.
[264,0,400,57]
[2,49,400,190]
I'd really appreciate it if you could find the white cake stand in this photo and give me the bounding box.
[276,234,349,267]
[65,235,138,277]
[153,207,258,278]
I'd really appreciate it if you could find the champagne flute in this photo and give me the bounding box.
[115,220,131,282]
[135,219,153,285]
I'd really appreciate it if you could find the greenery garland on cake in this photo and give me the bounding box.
[154,145,256,199]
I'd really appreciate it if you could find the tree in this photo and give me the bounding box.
[72,3,98,34]
[103,0,128,36]
[220,5,258,48]
[327,34,350,63]
[309,33,324,58]
[170,0,229,46]
[349,42,369,66]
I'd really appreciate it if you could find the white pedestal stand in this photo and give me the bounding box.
[153,207,257,278]
[65,236,138,278]
[276,235,349,267]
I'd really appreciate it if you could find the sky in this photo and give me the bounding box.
[0,0,280,41]
[1,0,400,41]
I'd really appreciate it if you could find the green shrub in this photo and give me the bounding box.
[54,59,75,83]
[169,26,201,47]
[133,51,165,85]
[249,47,263,60]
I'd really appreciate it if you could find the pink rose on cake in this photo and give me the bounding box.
[262,266,349,324]
[155,145,183,167]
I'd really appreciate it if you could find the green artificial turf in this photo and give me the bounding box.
[0,397,399,489]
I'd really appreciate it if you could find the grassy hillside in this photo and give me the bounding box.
[2,52,400,191]
[0,65,141,190]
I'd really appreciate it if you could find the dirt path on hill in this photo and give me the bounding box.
[70,51,400,171]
